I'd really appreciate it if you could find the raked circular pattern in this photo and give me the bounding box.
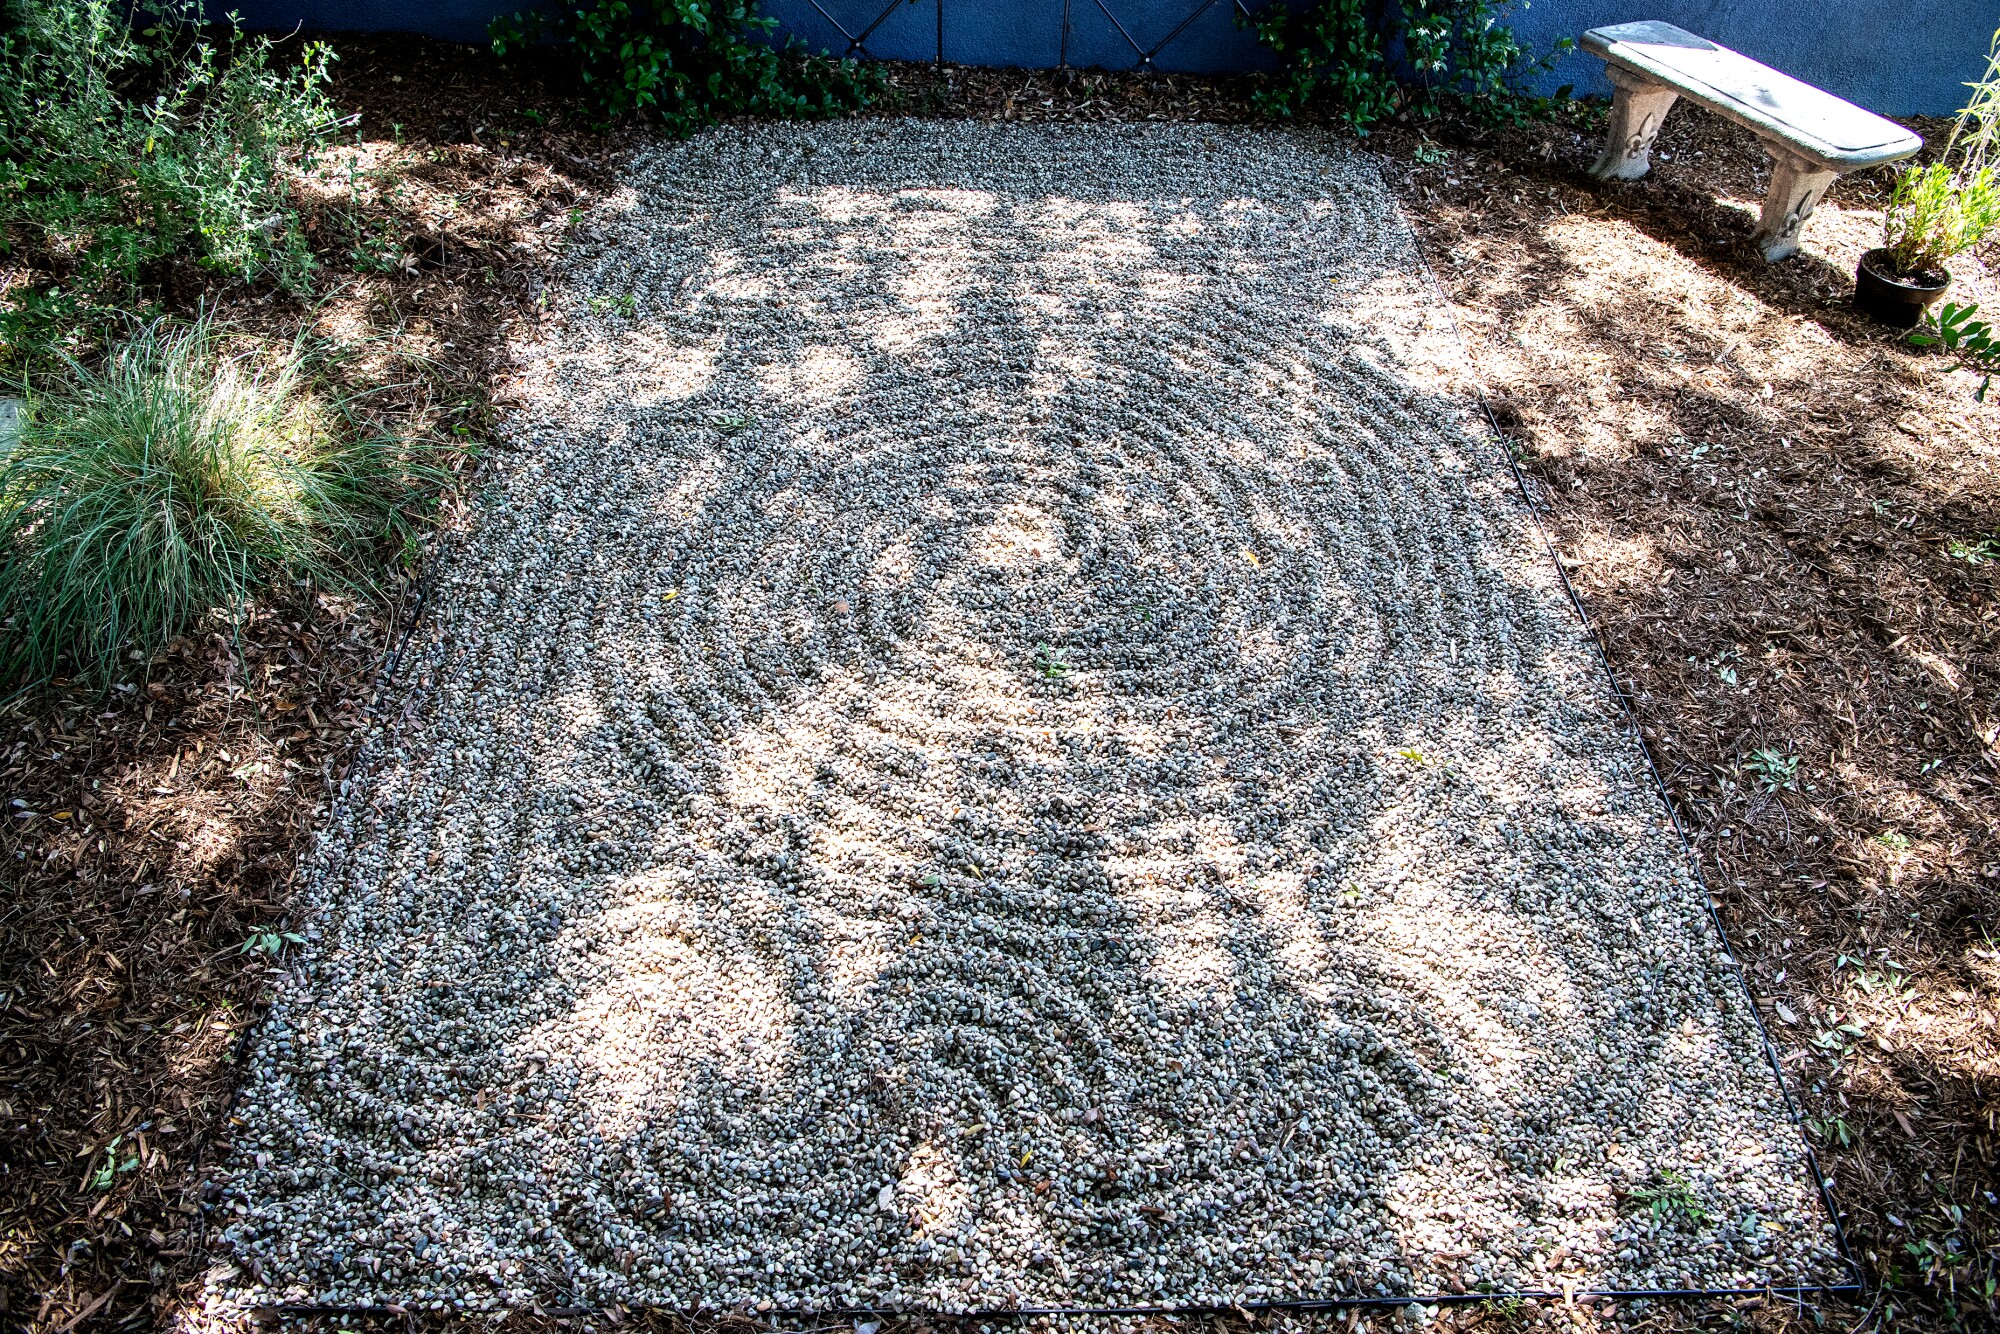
[213,121,1843,1316]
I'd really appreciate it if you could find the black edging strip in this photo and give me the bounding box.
[1392,191,1866,1300]
[273,1281,1842,1323]
[376,564,442,696]
[247,154,1866,1328]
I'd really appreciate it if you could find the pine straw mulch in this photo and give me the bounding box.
[5,47,1996,1334]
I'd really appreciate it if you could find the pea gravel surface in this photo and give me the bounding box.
[212,121,1844,1316]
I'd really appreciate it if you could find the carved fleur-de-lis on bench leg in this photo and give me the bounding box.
[1590,66,1680,182]
[1753,144,1840,262]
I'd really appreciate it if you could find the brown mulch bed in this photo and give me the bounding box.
[0,35,613,1333]
[5,46,1994,1334]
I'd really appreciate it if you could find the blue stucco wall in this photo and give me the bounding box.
[228,0,1994,116]
[1516,1,1994,115]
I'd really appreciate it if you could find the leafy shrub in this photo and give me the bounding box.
[0,315,445,684]
[1239,0,1568,130]
[490,0,878,130]
[0,0,342,360]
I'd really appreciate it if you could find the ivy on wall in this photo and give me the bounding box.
[491,0,879,130]
[1241,0,1571,129]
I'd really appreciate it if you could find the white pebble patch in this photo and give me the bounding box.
[213,121,1843,1316]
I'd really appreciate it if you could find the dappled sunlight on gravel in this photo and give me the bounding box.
[208,122,1842,1319]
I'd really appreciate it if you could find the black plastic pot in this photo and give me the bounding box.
[1854,248,1950,327]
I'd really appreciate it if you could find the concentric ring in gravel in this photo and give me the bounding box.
[215,121,1843,1316]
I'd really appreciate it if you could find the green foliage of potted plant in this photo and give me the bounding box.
[1858,27,2000,327]
[1859,164,2000,326]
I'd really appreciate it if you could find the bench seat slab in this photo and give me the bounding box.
[1581,20,1921,172]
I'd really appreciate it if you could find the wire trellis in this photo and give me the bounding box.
[797,0,1262,69]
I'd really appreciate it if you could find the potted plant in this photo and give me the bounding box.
[1858,163,2000,326]
[1858,28,2000,326]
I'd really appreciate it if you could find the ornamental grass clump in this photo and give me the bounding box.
[0,315,445,684]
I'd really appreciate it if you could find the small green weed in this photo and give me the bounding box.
[240,927,305,956]
[1946,533,2000,565]
[1698,646,1741,685]
[1745,747,1799,792]
[709,410,752,435]
[1911,301,2000,400]
[1629,1169,1710,1226]
[87,1134,139,1190]
[588,292,639,318]
[1033,643,1070,681]
[1813,1013,1867,1057]
[1838,953,1916,1003]
[344,215,410,274]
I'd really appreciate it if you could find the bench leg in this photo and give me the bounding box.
[1754,145,1840,261]
[1590,67,1679,181]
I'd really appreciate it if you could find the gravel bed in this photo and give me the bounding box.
[212,121,1843,1316]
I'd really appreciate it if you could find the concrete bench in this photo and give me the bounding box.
[1581,20,1922,261]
